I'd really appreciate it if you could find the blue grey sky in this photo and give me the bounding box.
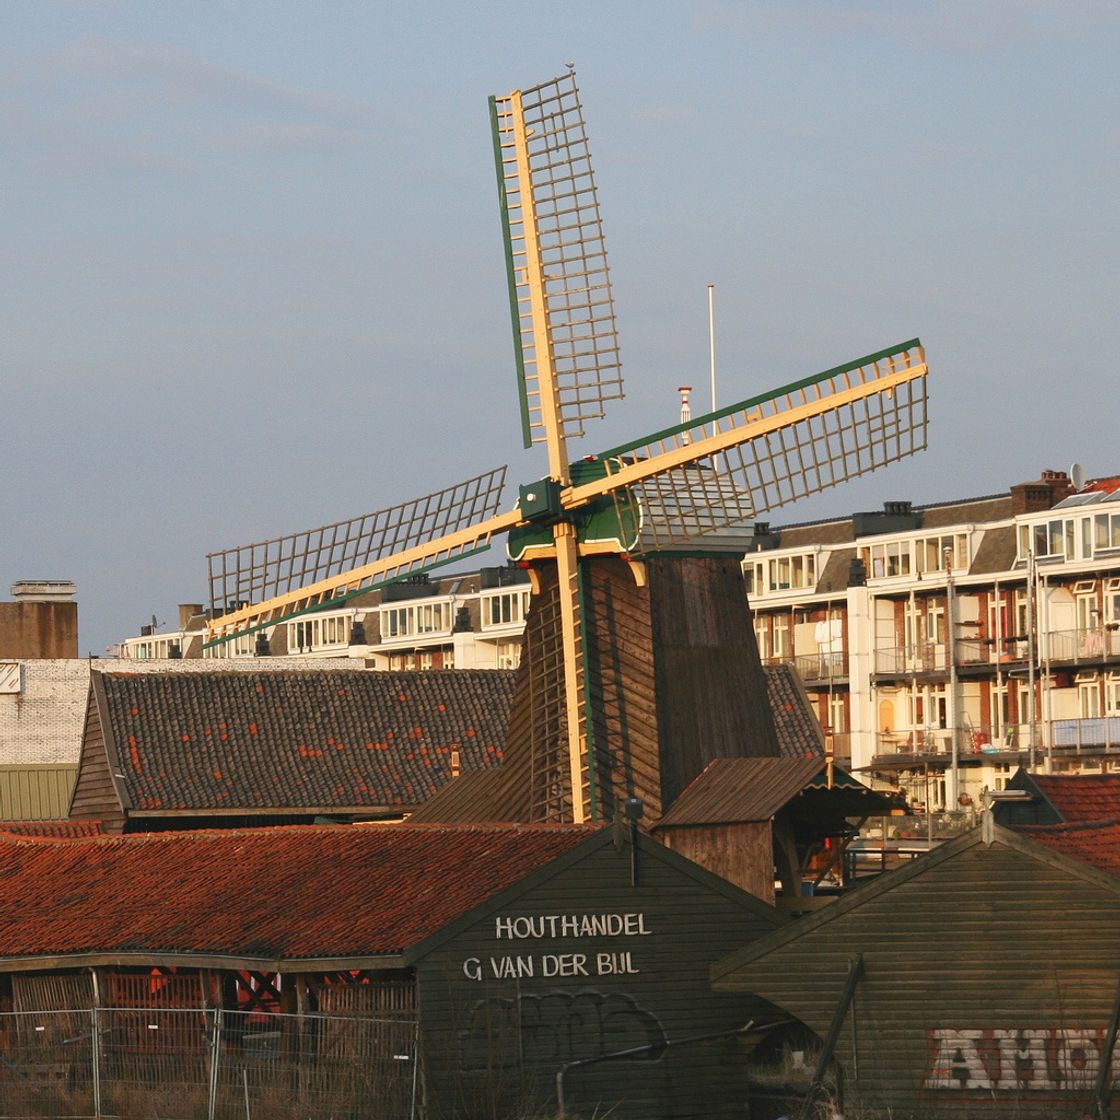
[3,2,1117,654]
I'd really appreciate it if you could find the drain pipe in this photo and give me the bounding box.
[556,1020,761,1118]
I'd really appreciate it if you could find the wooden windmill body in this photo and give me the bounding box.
[205,69,929,825]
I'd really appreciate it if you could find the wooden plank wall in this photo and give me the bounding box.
[658,822,774,904]
[648,556,780,809]
[717,839,1120,1119]
[68,689,126,832]
[416,837,782,1120]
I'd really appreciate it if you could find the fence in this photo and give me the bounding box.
[0,1006,418,1120]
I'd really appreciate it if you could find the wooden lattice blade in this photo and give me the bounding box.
[205,470,515,644]
[491,68,623,449]
[570,339,928,550]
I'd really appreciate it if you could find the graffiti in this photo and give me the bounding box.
[925,1028,1120,1091]
[460,988,666,1070]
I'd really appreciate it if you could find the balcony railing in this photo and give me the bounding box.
[1044,625,1120,664]
[793,651,847,683]
[874,717,1120,759]
[874,643,949,675]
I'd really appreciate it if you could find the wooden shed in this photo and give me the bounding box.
[653,757,904,905]
[0,821,785,1120]
[712,815,1120,1119]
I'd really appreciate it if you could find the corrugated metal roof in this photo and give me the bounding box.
[0,822,603,963]
[92,669,515,815]
[0,765,78,820]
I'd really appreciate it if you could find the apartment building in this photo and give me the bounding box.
[746,468,1120,810]
[117,563,532,671]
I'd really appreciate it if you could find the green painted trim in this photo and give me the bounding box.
[489,95,534,449]
[201,545,490,649]
[595,338,923,461]
[577,558,600,823]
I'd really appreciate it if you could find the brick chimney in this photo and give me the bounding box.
[1,581,78,658]
[1010,470,1075,515]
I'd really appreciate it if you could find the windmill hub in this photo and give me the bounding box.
[518,478,564,524]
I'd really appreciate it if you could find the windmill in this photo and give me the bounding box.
[205,68,928,826]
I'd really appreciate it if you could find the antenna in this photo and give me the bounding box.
[1070,462,1086,491]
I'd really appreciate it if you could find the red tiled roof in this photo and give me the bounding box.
[93,669,515,813]
[1029,773,1120,823]
[0,820,102,838]
[1019,819,1120,878]
[0,823,603,962]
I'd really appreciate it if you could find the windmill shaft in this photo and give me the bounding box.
[553,524,588,823]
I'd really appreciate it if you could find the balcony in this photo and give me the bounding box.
[1051,716,1120,755]
[872,718,1120,764]
[873,725,1022,761]
[873,643,949,676]
[1043,625,1120,666]
[793,651,847,685]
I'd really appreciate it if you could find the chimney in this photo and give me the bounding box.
[10,580,76,603]
[1010,470,1074,515]
[178,603,204,629]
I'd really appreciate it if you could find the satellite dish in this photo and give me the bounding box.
[1070,462,1086,491]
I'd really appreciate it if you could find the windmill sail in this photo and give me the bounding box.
[205,467,509,643]
[491,69,623,448]
[591,339,928,551]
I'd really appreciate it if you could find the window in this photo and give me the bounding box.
[1079,673,1102,718]
[772,615,790,660]
[754,617,770,660]
[916,533,968,574]
[868,540,911,578]
[379,601,452,641]
[1019,517,1075,561]
[287,613,351,652]
[481,590,531,629]
[1094,512,1120,553]
[767,553,816,591]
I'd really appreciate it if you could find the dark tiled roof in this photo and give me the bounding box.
[94,670,515,813]
[1030,773,1120,823]
[765,665,825,758]
[1018,819,1120,877]
[0,820,102,838]
[969,524,1018,575]
[0,823,603,961]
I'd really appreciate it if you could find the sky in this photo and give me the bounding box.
[3,1,1118,655]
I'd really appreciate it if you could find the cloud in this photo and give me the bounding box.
[0,35,385,177]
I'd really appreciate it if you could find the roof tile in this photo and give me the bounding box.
[0,823,602,960]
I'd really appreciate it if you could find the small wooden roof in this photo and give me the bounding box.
[654,758,900,828]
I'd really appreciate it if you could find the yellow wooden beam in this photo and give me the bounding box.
[565,361,927,507]
[206,505,524,639]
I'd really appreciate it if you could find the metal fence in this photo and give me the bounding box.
[0,1006,418,1120]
